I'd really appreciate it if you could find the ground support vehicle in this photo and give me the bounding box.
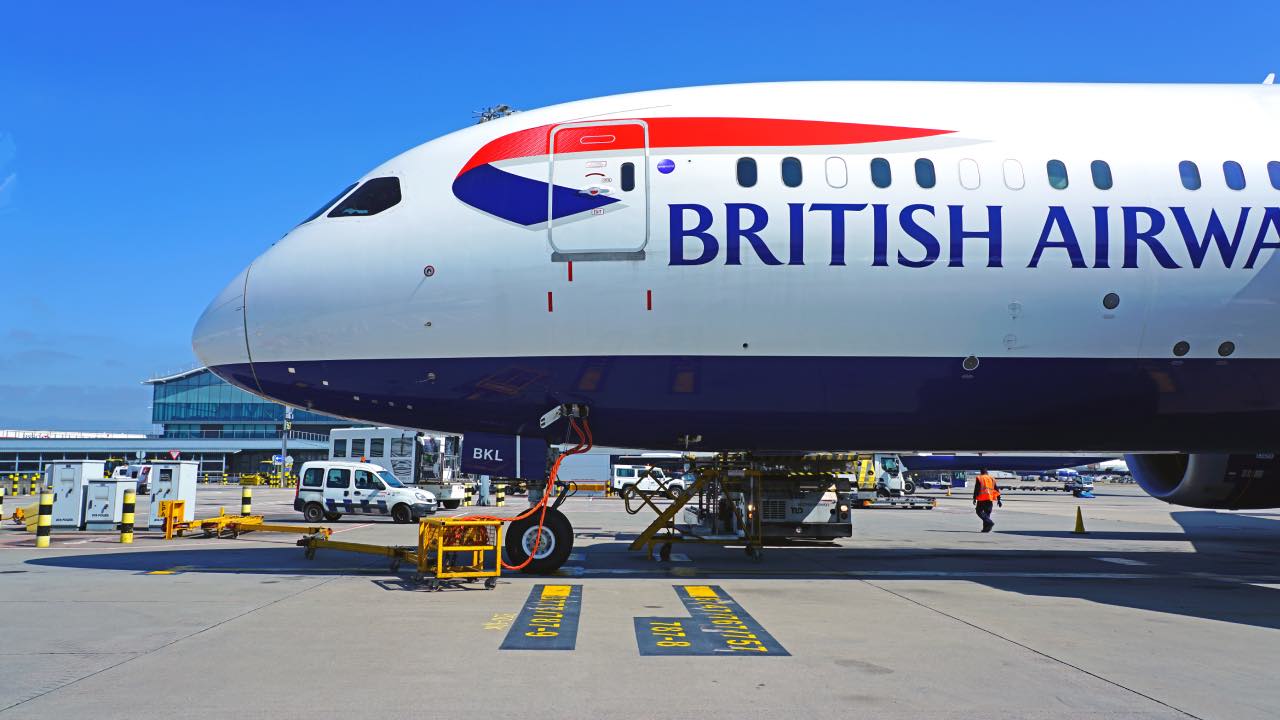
[627,453,854,561]
[844,455,936,509]
[295,460,437,523]
[299,517,502,591]
[612,464,686,498]
[329,427,468,509]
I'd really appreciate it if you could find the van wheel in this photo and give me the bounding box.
[903,479,916,495]
[442,500,461,510]
[324,512,342,522]
[303,503,325,523]
[504,507,573,574]
[392,504,413,523]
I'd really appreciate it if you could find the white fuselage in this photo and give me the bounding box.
[192,81,1280,453]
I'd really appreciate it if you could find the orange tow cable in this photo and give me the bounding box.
[460,417,593,571]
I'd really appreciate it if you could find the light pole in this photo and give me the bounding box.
[281,406,293,483]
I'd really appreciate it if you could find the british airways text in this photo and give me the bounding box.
[669,204,1280,269]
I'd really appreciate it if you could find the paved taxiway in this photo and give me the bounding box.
[1,484,1277,719]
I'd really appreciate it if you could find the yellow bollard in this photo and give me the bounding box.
[496,483,505,507]
[0,487,5,521]
[463,485,473,507]
[35,491,53,548]
[1073,506,1087,534]
[120,489,136,544]
[241,486,252,517]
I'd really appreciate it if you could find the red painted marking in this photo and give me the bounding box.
[567,261,573,282]
[646,289,652,311]
[547,291,554,312]
[458,117,954,176]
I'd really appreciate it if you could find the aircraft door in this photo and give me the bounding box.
[548,120,649,260]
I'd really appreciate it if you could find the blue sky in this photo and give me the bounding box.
[1,1,1276,431]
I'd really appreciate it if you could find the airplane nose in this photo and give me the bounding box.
[192,265,252,373]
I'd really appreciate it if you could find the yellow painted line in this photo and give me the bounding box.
[683,585,719,599]
[540,584,572,598]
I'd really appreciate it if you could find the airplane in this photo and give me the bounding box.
[192,80,1280,572]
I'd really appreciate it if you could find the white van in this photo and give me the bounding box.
[294,460,437,523]
[611,465,685,497]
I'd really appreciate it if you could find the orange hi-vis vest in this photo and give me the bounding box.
[975,474,1000,502]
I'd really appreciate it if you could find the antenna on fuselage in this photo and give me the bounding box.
[474,104,520,123]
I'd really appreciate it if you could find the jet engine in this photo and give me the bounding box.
[1127,453,1280,509]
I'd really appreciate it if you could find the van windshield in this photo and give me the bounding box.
[378,471,405,488]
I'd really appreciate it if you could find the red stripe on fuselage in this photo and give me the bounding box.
[457,117,953,177]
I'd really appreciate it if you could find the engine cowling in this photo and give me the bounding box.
[1127,453,1280,509]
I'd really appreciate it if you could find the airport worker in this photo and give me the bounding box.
[973,469,1002,532]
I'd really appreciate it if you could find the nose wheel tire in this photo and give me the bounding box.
[504,507,574,574]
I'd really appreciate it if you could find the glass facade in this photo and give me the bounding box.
[150,369,341,429]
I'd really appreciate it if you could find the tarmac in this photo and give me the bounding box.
[1,483,1277,719]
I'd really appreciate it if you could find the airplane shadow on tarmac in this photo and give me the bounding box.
[25,511,1280,628]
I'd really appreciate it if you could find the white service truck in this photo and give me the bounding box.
[329,427,469,509]
[841,453,935,509]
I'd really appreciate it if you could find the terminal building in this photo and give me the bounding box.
[0,367,361,479]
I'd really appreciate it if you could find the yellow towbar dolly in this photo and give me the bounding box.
[299,517,502,591]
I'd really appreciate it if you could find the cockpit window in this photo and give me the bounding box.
[299,183,357,226]
[328,177,402,218]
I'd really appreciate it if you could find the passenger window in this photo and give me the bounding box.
[959,159,980,190]
[618,468,635,478]
[391,437,412,457]
[1223,161,1246,190]
[1091,160,1113,190]
[870,158,891,188]
[1269,161,1280,190]
[354,470,382,490]
[299,183,357,225]
[326,469,351,489]
[824,157,847,188]
[302,468,324,488]
[1002,159,1025,190]
[351,439,366,458]
[333,439,347,458]
[781,157,802,187]
[620,162,635,192]
[369,438,385,457]
[1047,160,1068,190]
[327,177,402,218]
[914,158,936,188]
[736,158,757,188]
[1179,161,1201,190]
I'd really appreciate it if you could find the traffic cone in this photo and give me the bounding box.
[1073,506,1087,534]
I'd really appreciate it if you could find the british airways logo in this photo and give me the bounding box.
[453,118,953,225]
[669,204,1280,269]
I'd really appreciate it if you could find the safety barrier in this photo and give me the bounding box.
[35,491,53,548]
[5,474,42,496]
[300,517,501,591]
[120,489,136,544]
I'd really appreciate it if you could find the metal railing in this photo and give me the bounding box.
[155,429,330,442]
